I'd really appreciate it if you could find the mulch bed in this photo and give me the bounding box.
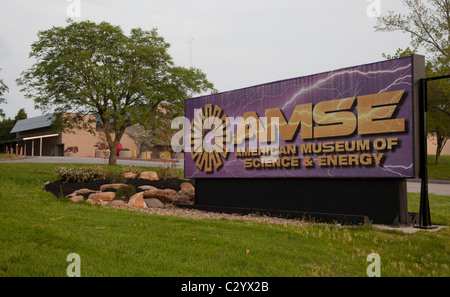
[44,178,189,198]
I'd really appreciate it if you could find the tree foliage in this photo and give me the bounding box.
[375,0,449,71]
[126,102,179,156]
[376,0,450,164]
[17,20,215,164]
[382,47,450,164]
[0,108,28,142]
[125,124,156,153]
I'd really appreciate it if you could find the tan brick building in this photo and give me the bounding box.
[4,114,139,158]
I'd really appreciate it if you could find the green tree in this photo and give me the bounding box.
[125,124,156,154]
[14,108,27,122]
[376,0,450,164]
[382,47,450,164]
[17,20,214,165]
[375,0,449,71]
[0,109,28,142]
[0,68,8,119]
[0,118,14,142]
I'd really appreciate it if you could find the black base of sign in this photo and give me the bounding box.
[192,178,409,225]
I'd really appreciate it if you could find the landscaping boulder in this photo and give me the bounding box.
[172,193,193,205]
[180,182,194,190]
[100,183,127,192]
[128,192,147,209]
[123,172,137,179]
[109,200,125,207]
[70,195,85,203]
[178,187,195,200]
[144,198,165,209]
[74,188,97,195]
[139,171,159,181]
[177,182,195,200]
[90,192,116,203]
[100,200,110,206]
[86,198,97,205]
[142,188,177,203]
[138,185,157,191]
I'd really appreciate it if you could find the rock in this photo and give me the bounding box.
[74,188,97,195]
[139,171,159,181]
[178,187,195,200]
[164,203,176,209]
[143,188,177,203]
[180,182,194,190]
[144,198,165,209]
[100,200,110,206]
[100,183,127,192]
[70,195,85,203]
[138,185,158,191]
[66,192,77,198]
[128,192,147,209]
[123,172,137,179]
[91,192,116,203]
[172,193,193,205]
[109,200,125,207]
[86,198,97,205]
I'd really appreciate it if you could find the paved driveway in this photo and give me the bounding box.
[406,181,450,196]
[0,156,184,169]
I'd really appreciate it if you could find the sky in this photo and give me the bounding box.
[0,0,420,118]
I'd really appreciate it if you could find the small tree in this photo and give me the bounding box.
[18,20,215,165]
[64,146,79,154]
[125,124,156,154]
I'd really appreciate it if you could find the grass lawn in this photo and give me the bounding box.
[0,162,449,277]
[428,155,450,180]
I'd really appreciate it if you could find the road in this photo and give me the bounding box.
[1,156,449,196]
[0,156,184,169]
[406,181,450,196]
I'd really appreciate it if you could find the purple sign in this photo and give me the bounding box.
[185,57,417,179]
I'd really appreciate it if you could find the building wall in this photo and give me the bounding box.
[62,129,139,157]
[427,135,450,156]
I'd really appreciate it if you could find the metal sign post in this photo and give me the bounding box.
[416,75,449,229]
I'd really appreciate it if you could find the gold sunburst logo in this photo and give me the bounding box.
[190,104,230,173]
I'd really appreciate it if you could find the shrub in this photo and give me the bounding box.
[115,185,136,201]
[64,146,79,154]
[56,165,103,183]
[105,170,126,184]
[157,166,183,180]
